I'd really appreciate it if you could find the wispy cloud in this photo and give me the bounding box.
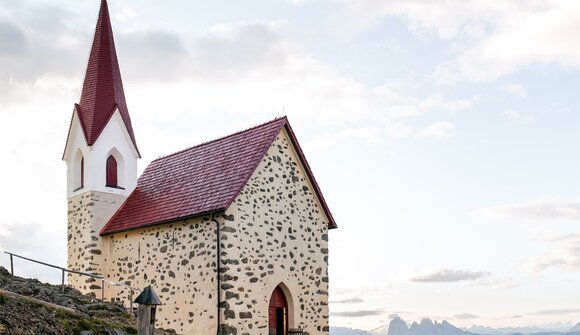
[331,310,383,317]
[446,0,580,82]
[411,269,490,283]
[347,0,580,82]
[474,276,520,289]
[454,313,479,319]
[417,121,454,139]
[479,200,580,221]
[330,297,364,304]
[502,110,535,123]
[532,308,580,315]
[332,285,398,299]
[522,233,580,273]
[501,83,527,98]
[386,122,413,139]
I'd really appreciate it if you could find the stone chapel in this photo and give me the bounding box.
[62,1,337,335]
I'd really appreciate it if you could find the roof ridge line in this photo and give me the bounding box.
[151,116,288,163]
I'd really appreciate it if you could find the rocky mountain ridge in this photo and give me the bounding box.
[330,319,580,335]
[386,317,473,335]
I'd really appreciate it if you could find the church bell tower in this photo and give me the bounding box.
[62,0,140,295]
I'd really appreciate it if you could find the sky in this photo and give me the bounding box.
[0,0,579,331]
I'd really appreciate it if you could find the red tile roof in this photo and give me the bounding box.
[100,117,337,235]
[73,0,140,156]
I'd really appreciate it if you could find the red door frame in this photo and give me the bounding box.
[268,286,288,335]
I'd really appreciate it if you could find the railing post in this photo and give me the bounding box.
[101,279,105,301]
[9,253,14,276]
[61,269,65,293]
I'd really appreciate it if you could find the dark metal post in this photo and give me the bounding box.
[9,253,13,276]
[214,214,221,335]
[101,279,105,301]
[61,269,65,292]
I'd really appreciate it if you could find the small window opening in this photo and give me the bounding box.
[106,155,118,187]
[80,157,84,188]
[73,151,84,191]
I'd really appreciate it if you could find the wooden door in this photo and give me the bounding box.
[268,286,288,335]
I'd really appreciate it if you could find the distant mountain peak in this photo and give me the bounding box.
[386,317,473,335]
[569,323,580,332]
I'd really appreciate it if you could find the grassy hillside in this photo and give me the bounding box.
[0,266,175,335]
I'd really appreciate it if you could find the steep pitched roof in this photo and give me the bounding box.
[100,117,337,235]
[72,0,139,156]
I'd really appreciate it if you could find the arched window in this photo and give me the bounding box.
[106,155,118,187]
[73,150,84,191]
[80,157,84,188]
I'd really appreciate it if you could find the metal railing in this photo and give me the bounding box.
[268,328,308,335]
[4,251,139,311]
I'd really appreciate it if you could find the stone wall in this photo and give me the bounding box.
[67,191,126,296]
[219,129,330,335]
[102,216,220,335]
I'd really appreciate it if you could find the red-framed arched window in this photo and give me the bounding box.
[106,155,118,187]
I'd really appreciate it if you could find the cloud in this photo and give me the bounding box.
[436,1,580,82]
[386,122,413,139]
[532,308,580,315]
[454,313,479,320]
[473,276,520,289]
[386,95,472,119]
[501,83,527,98]
[0,20,28,56]
[502,110,535,123]
[522,233,580,273]
[411,269,490,283]
[0,1,86,82]
[1,0,473,151]
[332,284,397,298]
[190,22,297,80]
[417,121,454,139]
[349,0,507,39]
[0,222,66,283]
[116,29,189,81]
[479,201,580,221]
[331,310,383,317]
[348,0,580,82]
[330,297,365,304]
[112,7,137,22]
[306,126,384,153]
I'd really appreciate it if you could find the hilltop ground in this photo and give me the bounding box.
[0,266,176,335]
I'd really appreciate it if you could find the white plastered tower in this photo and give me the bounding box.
[62,0,139,296]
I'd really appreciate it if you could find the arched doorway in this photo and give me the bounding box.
[269,286,288,335]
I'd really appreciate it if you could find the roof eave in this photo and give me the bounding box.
[62,106,90,161]
[100,208,227,236]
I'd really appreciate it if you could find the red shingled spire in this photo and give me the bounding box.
[76,0,140,156]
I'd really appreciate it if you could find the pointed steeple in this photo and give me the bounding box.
[76,0,139,156]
